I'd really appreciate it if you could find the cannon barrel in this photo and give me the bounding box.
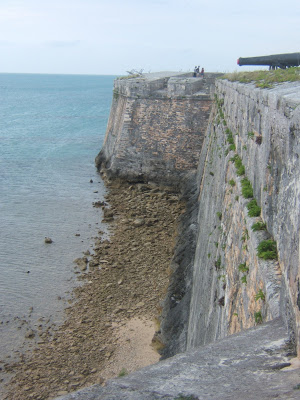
[237,52,300,69]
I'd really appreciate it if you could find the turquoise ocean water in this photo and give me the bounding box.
[0,74,114,359]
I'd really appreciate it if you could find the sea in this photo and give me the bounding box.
[0,73,115,361]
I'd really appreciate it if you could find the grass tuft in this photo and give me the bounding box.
[255,289,265,301]
[220,67,300,88]
[257,240,277,260]
[241,178,253,198]
[215,256,222,270]
[246,199,261,217]
[118,368,128,377]
[254,311,263,324]
[251,221,267,231]
[238,263,249,273]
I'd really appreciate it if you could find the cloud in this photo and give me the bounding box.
[0,0,299,74]
[45,40,81,48]
[0,40,14,46]
[0,4,42,22]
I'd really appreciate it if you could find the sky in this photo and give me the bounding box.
[0,0,299,75]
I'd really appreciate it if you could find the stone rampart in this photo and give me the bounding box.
[96,72,217,185]
[185,80,300,352]
[59,74,300,400]
[96,74,300,356]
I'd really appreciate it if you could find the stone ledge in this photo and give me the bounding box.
[57,318,300,400]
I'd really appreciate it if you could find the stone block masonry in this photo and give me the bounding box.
[57,73,300,400]
[186,80,300,354]
[96,72,218,185]
[96,73,300,357]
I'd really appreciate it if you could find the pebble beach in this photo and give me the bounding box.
[2,175,185,400]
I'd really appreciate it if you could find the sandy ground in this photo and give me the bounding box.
[1,177,184,400]
[101,317,160,380]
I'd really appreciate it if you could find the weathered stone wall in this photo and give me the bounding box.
[96,74,300,357]
[96,73,214,185]
[59,76,300,400]
[185,80,300,354]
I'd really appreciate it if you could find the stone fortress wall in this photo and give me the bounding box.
[56,73,300,399]
[96,72,218,185]
[186,79,300,353]
[96,72,300,359]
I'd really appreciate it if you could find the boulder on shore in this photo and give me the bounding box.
[73,257,89,272]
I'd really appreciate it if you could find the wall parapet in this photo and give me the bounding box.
[113,72,219,100]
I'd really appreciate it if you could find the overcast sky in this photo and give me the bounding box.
[0,0,299,75]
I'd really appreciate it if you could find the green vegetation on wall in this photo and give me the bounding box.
[212,92,280,334]
[241,178,254,198]
[255,289,265,301]
[246,199,261,217]
[238,263,249,273]
[257,240,278,260]
[251,221,267,231]
[220,67,300,88]
[254,311,263,324]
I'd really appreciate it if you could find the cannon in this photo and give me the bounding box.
[237,52,300,69]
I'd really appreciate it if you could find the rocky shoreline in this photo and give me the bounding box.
[2,176,185,400]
